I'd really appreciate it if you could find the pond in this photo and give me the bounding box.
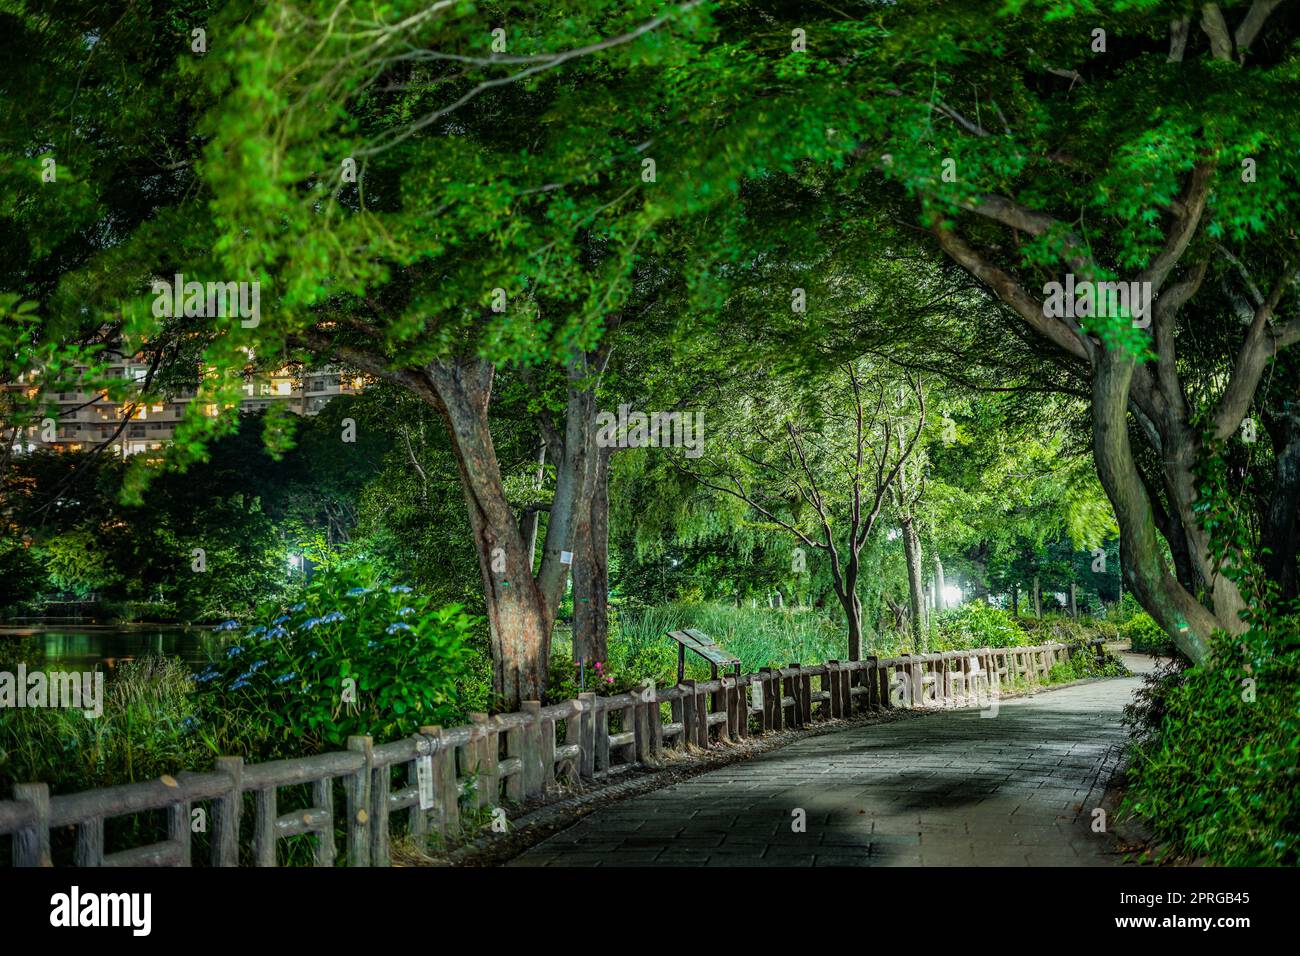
[0,625,225,673]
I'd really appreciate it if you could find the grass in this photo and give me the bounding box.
[0,656,205,795]
[611,601,891,673]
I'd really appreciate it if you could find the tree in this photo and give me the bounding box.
[808,0,1300,660]
[676,361,925,659]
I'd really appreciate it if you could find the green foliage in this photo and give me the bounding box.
[192,562,478,755]
[616,602,864,676]
[1122,630,1300,865]
[1119,429,1300,865]
[0,536,45,611]
[41,529,118,597]
[1121,612,1172,655]
[1047,645,1128,682]
[933,602,1026,649]
[0,657,203,795]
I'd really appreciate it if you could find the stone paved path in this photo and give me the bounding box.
[510,654,1156,867]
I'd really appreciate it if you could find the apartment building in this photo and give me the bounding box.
[15,358,363,458]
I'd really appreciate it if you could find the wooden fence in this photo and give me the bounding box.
[0,640,1102,867]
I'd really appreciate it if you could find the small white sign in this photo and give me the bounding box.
[416,754,435,810]
[560,550,573,566]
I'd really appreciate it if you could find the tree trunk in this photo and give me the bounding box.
[1010,581,1019,616]
[426,358,550,707]
[573,444,612,663]
[425,355,602,709]
[1033,574,1041,618]
[1090,350,1221,662]
[836,554,866,661]
[901,517,925,652]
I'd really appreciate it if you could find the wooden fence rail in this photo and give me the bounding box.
[0,639,1102,867]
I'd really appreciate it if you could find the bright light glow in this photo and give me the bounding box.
[288,555,302,570]
[941,585,962,607]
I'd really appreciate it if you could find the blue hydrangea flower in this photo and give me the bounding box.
[182,716,198,730]
[388,585,412,594]
[302,617,322,630]
[397,606,415,617]
[272,615,290,626]
[274,672,297,684]
[307,650,319,660]
[267,625,288,640]
[345,587,372,598]
[320,610,346,624]
[290,602,306,612]
[193,666,221,683]
[385,622,413,635]
[226,646,243,659]
[230,678,250,690]
[247,625,267,638]
[249,659,267,673]
[213,619,241,632]
[367,639,378,648]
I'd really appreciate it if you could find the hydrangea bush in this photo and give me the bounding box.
[193,561,478,753]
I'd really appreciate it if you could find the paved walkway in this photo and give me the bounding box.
[510,654,1156,866]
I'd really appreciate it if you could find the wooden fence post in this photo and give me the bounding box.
[758,668,775,731]
[212,755,243,867]
[371,760,391,866]
[594,701,611,771]
[521,702,546,799]
[826,661,841,718]
[425,727,460,841]
[784,666,800,726]
[166,795,192,868]
[714,678,732,744]
[505,715,528,804]
[74,817,104,867]
[254,786,277,867]
[578,693,597,778]
[345,735,373,867]
[12,783,50,867]
[470,714,500,808]
[312,776,336,866]
[634,682,659,765]
[694,680,709,748]
[669,690,687,750]
[743,671,754,738]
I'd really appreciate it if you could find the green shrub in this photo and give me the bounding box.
[933,602,1026,650]
[1122,611,1172,655]
[1122,628,1300,865]
[192,561,479,757]
[1047,644,1128,682]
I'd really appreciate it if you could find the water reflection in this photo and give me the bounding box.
[0,626,226,673]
